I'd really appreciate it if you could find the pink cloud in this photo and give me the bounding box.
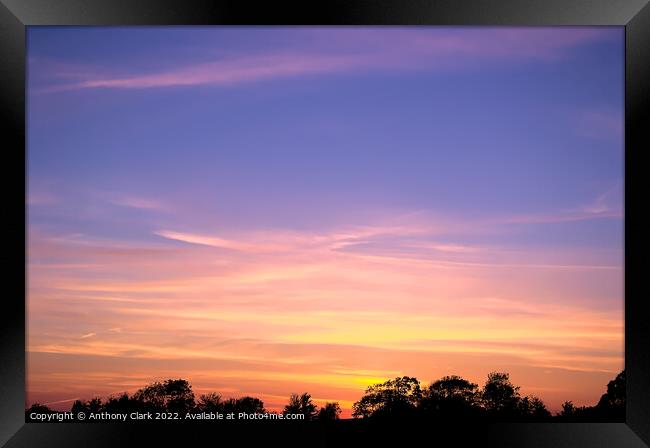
[154,229,288,252]
[109,196,169,211]
[27,203,623,414]
[33,28,614,93]
[502,190,623,225]
[38,52,369,93]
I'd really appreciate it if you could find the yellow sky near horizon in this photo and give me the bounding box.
[27,217,623,417]
[26,26,625,420]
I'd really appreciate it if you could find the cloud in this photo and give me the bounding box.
[37,52,366,93]
[502,190,623,225]
[42,397,81,407]
[28,204,623,414]
[109,196,168,211]
[405,242,482,253]
[502,210,622,225]
[32,28,614,93]
[153,221,434,254]
[348,252,620,272]
[154,230,283,252]
[579,185,623,216]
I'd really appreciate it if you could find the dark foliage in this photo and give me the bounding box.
[222,396,266,414]
[132,378,195,413]
[25,403,55,420]
[517,395,552,420]
[196,392,223,412]
[481,372,521,417]
[419,375,482,418]
[352,376,422,419]
[597,370,625,410]
[102,392,144,413]
[557,370,625,421]
[71,397,103,415]
[195,393,266,414]
[25,370,625,423]
[284,393,318,420]
[318,402,342,421]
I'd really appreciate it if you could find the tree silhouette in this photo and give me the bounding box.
[25,370,626,423]
[102,393,143,413]
[71,397,103,417]
[197,393,223,412]
[517,395,551,419]
[25,403,54,420]
[419,375,482,418]
[352,376,422,419]
[596,370,625,413]
[556,370,625,421]
[318,402,341,421]
[481,372,521,417]
[223,396,265,414]
[559,400,578,418]
[132,379,195,413]
[284,393,317,420]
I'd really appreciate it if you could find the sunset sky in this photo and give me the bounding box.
[27,27,624,416]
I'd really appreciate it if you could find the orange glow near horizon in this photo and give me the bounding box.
[26,27,624,419]
[27,218,624,416]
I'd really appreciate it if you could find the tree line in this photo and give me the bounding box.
[350,370,624,421]
[25,369,625,422]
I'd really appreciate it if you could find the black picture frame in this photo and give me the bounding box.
[1,1,648,446]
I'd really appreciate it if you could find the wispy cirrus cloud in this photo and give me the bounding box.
[153,221,434,253]
[503,209,621,225]
[579,184,622,215]
[32,28,614,93]
[502,188,623,225]
[26,26,624,416]
[109,196,169,211]
[405,242,483,253]
[153,229,280,252]
[28,211,623,414]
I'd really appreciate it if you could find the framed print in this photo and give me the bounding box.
[1,1,649,447]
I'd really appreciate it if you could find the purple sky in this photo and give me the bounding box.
[27,27,624,415]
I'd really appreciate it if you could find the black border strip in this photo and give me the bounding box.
[1,0,648,446]
[0,0,648,25]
